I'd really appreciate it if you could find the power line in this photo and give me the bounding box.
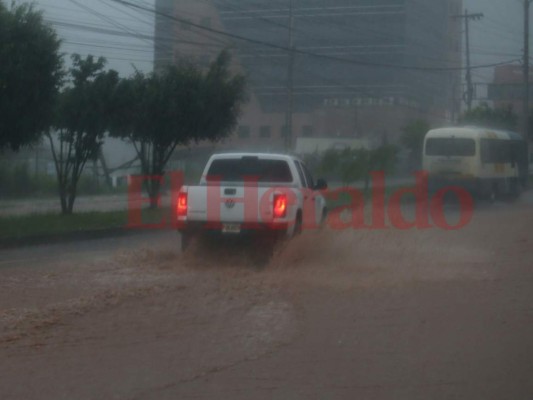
[68,0,161,51]
[49,0,513,73]
[285,0,294,150]
[48,18,228,51]
[96,0,153,28]
[42,0,521,76]
[109,0,518,72]
[452,9,484,111]
[213,0,462,69]
[523,0,532,140]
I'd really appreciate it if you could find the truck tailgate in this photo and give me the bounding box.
[185,184,289,224]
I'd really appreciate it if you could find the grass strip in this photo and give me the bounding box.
[0,208,170,241]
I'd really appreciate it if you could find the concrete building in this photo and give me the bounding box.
[488,64,533,160]
[488,64,533,114]
[154,0,462,151]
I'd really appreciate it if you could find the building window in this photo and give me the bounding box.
[260,126,271,138]
[238,125,251,139]
[302,126,313,137]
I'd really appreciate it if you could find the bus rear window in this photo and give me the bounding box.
[206,157,293,183]
[425,138,476,157]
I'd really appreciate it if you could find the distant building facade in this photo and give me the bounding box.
[154,0,462,151]
[488,64,533,113]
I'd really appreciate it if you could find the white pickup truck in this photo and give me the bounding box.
[176,152,328,250]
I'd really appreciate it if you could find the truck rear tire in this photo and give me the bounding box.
[294,213,303,236]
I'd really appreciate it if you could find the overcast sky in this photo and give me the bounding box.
[34,0,156,76]
[465,0,525,84]
[31,0,528,88]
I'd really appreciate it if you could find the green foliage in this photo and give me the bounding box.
[0,160,123,199]
[319,145,398,188]
[319,148,340,177]
[0,1,63,151]
[400,119,430,154]
[201,51,248,142]
[400,119,430,169]
[0,162,31,196]
[11,163,31,195]
[0,207,169,241]
[0,162,56,198]
[302,152,321,177]
[48,54,119,214]
[371,144,398,174]
[458,103,518,131]
[110,51,247,207]
[0,210,128,240]
[339,148,366,186]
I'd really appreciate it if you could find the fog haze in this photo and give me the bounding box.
[32,0,527,96]
[465,0,524,87]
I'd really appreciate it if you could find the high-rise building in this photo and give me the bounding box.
[154,0,462,150]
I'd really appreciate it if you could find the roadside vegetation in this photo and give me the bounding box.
[459,103,518,132]
[0,0,247,215]
[0,162,124,199]
[47,55,119,214]
[109,51,247,208]
[317,145,398,189]
[323,184,413,211]
[400,119,431,171]
[0,2,62,152]
[0,211,127,241]
[0,208,168,243]
[0,186,420,243]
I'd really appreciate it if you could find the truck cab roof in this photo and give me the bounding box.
[208,152,302,163]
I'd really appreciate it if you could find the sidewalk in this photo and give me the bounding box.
[0,176,416,217]
[328,176,415,190]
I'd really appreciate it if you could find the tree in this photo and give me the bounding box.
[458,103,518,131]
[319,148,341,177]
[319,145,397,190]
[0,1,63,151]
[47,55,118,214]
[339,148,367,187]
[366,144,397,190]
[400,119,430,170]
[110,51,247,207]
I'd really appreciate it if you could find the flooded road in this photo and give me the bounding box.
[1,197,532,399]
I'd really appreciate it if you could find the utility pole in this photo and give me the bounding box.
[523,0,532,141]
[453,9,483,111]
[284,0,295,151]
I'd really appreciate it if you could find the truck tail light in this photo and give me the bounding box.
[273,194,287,218]
[177,192,188,217]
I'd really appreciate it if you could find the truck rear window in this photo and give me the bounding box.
[206,157,293,183]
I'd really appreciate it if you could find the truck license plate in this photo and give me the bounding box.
[222,224,241,234]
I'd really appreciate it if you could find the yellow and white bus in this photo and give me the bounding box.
[422,126,528,198]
